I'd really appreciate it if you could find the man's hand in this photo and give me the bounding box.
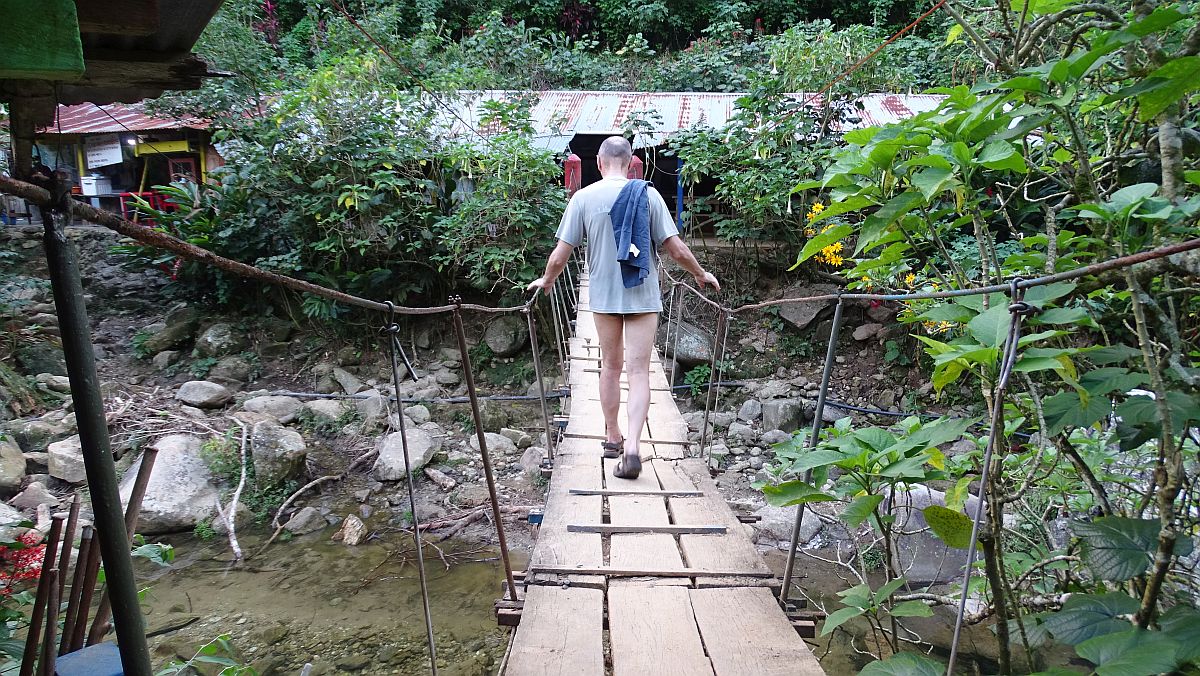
[695,271,720,291]
[527,277,553,295]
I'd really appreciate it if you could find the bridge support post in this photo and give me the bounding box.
[780,297,844,607]
[452,298,519,602]
[697,310,730,461]
[525,301,557,463]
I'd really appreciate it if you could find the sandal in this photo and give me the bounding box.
[612,453,642,480]
[601,439,623,459]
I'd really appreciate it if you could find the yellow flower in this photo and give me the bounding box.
[804,227,816,237]
[905,273,916,286]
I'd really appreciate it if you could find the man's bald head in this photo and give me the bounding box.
[597,136,633,172]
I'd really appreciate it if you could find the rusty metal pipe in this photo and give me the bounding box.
[451,298,518,602]
[70,532,103,653]
[60,526,92,656]
[20,516,63,676]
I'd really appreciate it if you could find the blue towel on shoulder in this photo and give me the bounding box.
[611,180,651,289]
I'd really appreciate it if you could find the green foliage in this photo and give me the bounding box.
[189,357,219,379]
[201,432,296,524]
[155,634,257,676]
[193,517,216,542]
[684,363,712,397]
[131,330,154,359]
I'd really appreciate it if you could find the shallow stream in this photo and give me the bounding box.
[138,529,528,675]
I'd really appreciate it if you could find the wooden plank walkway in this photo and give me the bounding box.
[505,274,823,676]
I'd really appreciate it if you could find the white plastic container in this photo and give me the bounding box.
[80,175,112,196]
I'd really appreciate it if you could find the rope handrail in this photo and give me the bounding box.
[666,237,1200,315]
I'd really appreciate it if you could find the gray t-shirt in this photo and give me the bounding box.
[555,177,679,314]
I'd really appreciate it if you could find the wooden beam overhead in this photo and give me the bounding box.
[74,0,160,36]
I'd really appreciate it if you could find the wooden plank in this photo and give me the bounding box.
[609,533,688,579]
[568,524,727,535]
[505,586,604,676]
[689,587,825,676]
[568,489,703,497]
[609,586,715,676]
[528,566,774,578]
[566,433,689,447]
[669,460,771,583]
[528,454,604,587]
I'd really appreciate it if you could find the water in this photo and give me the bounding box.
[138,530,527,675]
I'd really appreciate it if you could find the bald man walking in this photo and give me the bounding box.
[528,136,718,479]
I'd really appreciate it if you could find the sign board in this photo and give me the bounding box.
[84,133,123,169]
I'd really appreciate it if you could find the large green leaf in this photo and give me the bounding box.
[821,606,866,636]
[842,494,884,528]
[1160,605,1200,664]
[889,600,934,618]
[1042,390,1111,436]
[1076,628,1180,676]
[1041,593,1138,646]
[1086,344,1143,365]
[978,140,1028,173]
[790,449,850,475]
[793,224,853,267]
[762,481,836,507]
[1137,56,1200,122]
[1073,517,1193,581]
[911,167,956,200]
[1080,368,1148,396]
[856,191,925,254]
[966,304,1012,348]
[918,302,974,324]
[858,653,943,676]
[923,504,975,549]
[1022,281,1076,308]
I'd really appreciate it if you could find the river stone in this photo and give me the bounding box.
[242,396,303,424]
[727,421,755,443]
[665,321,713,367]
[762,399,805,433]
[479,400,508,432]
[753,504,824,546]
[777,283,839,331]
[208,355,255,383]
[35,374,71,394]
[483,315,530,358]
[47,435,86,483]
[151,350,180,370]
[15,342,65,377]
[9,483,58,510]
[142,305,199,353]
[251,421,307,486]
[176,381,232,409]
[120,435,221,534]
[3,420,61,453]
[404,405,431,424]
[807,402,850,424]
[332,367,365,395]
[284,506,326,535]
[890,486,981,584]
[194,323,245,358]
[760,429,792,446]
[0,437,26,492]
[738,399,762,422]
[519,447,543,477]
[355,389,388,426]
[335,513,367,546]
[302,399,346,422]
[373,429,438,480]
[470,432,517,456]
[499,428,533,449]
[853,323,884,341]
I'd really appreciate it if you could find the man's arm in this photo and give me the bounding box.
[662,235,720,291]
[526,240,575,294]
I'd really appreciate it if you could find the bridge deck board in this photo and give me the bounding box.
[507,273,822,675]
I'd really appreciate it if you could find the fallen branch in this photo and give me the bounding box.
[419,505,532,541]
[215,420,249,562]
[249,474,342,560]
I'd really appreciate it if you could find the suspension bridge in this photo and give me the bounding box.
[502,270,826,676]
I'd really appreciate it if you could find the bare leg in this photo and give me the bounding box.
[594,313,625,446]
[622,312,657,459]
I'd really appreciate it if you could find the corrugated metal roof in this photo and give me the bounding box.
[40,103,208,135]
[444,90,945,149]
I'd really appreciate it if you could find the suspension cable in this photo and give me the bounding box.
[945,280,1034,674]
[382,303,439,676]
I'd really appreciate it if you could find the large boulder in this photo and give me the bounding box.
[284,506,326,535]
[207,355,256,383]
[140,305,199,353]
[469,432,517,456]
[251,421,307,486]
[331,367,365,395]
[665,322,713,367]
[176,381,233,409]
[483,316,529,358]
[14,342,66,377]
[3,419,63,453]
[777,283,839,331]
[752,504,824,547]
[120,435,221,534]
[302,399,346,423]
[890,486,981,584]
[372,429,439,480]
[194,323,246,358]
[242,396,303,424]
[0,436,26,493]
[762,399,805,433]
[9,483,58,511]
[47,435,86,483]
